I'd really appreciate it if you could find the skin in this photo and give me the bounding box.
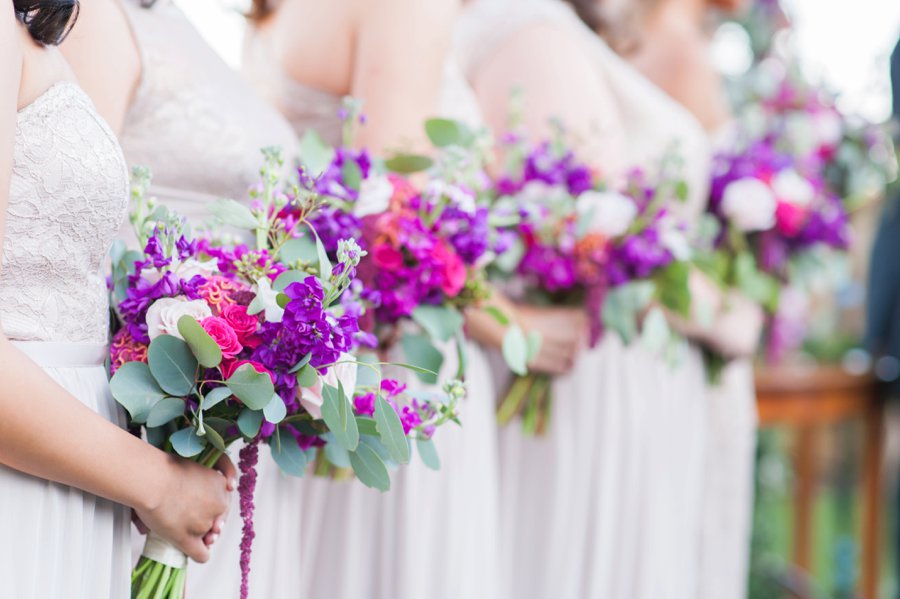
[3,6,232,562]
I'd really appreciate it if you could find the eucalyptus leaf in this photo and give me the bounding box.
[109,362,167,423]
[273,270,309,293]
[170,427,206,458]
[349,442,391,492]
[203,424,228,452]
[602,282,655,345]
[211,198,258,230]
[298,130,335,178]
[425,118,470,148]
[384,154,433,174]
[203,386,232,411]
[237,408,263,438]
[341,159,363,192]
[146,397,185,427]
[399,334,443,385]
[412,305,465,342]
[227,363,276,410]
[640,307,671,354]
[270,433,308,477]
[321,385,359,451]
[374,396,411,464]
[356,416,379,436]
[263,393,287,424]
[280,236,318,266]
[502,325,528,376]
[324,436,351,469]
[177,315,222,368]
[313,232,333,281]
[288,352,312,374]
[147,335,198,397]
[483,306,511,326]
[416,437,441,471]
[295,364,319,389]
[526,330,543,362]
[354,352,381,388]
[653,261,691,317]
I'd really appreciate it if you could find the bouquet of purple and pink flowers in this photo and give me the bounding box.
[491,137,694,435]
[109,151,460,599]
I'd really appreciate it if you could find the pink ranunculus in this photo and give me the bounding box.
[201,316,243,359]
[219,304,258,345]
[220,359,271,381]
[435,243,467,297]
[774,201,808,238]
[372,243,404,271]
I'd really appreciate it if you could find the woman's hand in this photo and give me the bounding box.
[134,455,235,563]
[517,305,589,375]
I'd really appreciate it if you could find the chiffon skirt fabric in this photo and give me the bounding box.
[697,359,757,599]
[0,342,131,599]
[498,334,708,599]
[298,341,501,599]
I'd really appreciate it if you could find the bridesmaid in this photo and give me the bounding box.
[244,1,585,597]
[1,2,231,597]
[590,1,762,596]
[60,1,303,596]
[458,0,758,597]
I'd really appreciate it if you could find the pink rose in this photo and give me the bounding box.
[219,304,258,345]
[220,359,271,381]
[434,243,466,297]
[373,243,404,271]
[201,316,242,359]
[774,201,808,238]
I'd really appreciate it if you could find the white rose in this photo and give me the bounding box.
[175,258,217,281]
[298,353,359,420]
[772,169,815,207]
[813,111,843,148]
[515,181,569,206]
[254,278,284,324]
[145,298,212,340]
[426,180,477,214]
[354,174,393,217]
[721,177,777,232]
[576,190,637,238]
[658,216,692,261]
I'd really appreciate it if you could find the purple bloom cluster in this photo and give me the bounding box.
[237,440,259,599]
[496,141,593,197]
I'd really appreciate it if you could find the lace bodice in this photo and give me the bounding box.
[243,32,484,145]
[457,0,711,223]
[118,0,298,216]
[1,82,129,344]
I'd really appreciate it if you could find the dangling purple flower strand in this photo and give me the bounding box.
[237,440,260,599]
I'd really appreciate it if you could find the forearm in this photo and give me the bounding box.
[0,338,168,512]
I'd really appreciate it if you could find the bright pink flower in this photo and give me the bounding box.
[774,201,808,237]
[220,304,258,345]
[373,243,404,271]
[201,316,242,358]
[434,242,466,296]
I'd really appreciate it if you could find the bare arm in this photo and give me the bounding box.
[346,0,461,154]
[2,18,228,561]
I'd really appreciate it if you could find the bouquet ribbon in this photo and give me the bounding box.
[142,532,188,569]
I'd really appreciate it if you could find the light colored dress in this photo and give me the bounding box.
[116,2,302,596]
[458,1,713,597]
[0,81,131,598]
[244,33,502,599]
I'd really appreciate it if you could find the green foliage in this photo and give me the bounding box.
[297,130,335,177]
[177,316,222,369]
[400,334,443,384]
[425,118,472,148]
[147,335,198,397]
[109,362,167,423]
[270,433,308,477]
[263,394,287,424]
[349,442,391,492]
[146,398,185,427]
[226,363,276,410]
[416,437,441,471]
[374,396,411,464]
[502,324,529,376]
[384,154,433,174]
[211,199,258,230]
[412,304,465,342]
[170,427,205,458]
[237,408,263,438]
[654,261,692,318]
[321,384,359,451]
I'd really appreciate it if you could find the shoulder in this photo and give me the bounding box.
[356,0,459,27]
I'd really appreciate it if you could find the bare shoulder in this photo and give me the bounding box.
[356,0,460,27]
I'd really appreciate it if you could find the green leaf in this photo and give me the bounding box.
[425,118,470,148]
[321,385,359,451]
[483,306,510,326]
[202,424,228,452]
[602,282,655,345]
[146,397,185,427]
[211,198,258,230]
[653,261,691,317]
[492,236,524,273]
[203,386,232,411]
[147,335,198,397]
[313,231,332,280]
[263,393,287,424]
[349,442,391,492]
[416,437,441,471]
[502,324,528,376]
[298,130,335,177]
[237,408,263,438]
[273,270,309,293]
[288,352,312,374]
[177,315,222,368]
[279,236,318,265]
[226,364,275,410]
[355,417,379,436]
[270,433,308,476]
[411,305,465,342]
[399,334,443,384]
[295,364,319,389]
[374,396,411,464]
[354,352,381,388]
[170,428,206,458]
[109,362,167,423]
[526,330,543,362]
[384,154,433,174]
[341,159,363,192]
[324,436,351,468]
[734,252,780,312]
[640,307,671,354]
[276,292,290,309]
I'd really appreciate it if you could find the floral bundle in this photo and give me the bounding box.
[109,151,460,599]
[491,136,694,434]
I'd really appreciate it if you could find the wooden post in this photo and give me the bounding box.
[793,423,816,572]
[861,394,884,599]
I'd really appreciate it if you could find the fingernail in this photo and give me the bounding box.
[228,477,238,491]
[209,533,219,544]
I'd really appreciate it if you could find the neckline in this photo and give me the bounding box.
[17,81,80,116]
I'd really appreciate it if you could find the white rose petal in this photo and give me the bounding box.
[721,177,777,232]
[772,169,815,207]
[175,258,217,281]
[515,181,569,206]
[145,298,212,340]
[576,190,638,238]
[254,278,284,324]
[354,174,393,217]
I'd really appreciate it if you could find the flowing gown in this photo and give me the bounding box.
[116,2,302,596]
[458,1,713,597]
[244,33,503,599]
[0,81,131,598]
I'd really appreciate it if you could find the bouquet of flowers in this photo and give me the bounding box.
[109,150,460,599]
[702,136,852,367]
[491,136,694,435]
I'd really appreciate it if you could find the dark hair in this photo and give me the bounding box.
[246,0,272,22]
[561,0,603,31]
[13,0,79,45]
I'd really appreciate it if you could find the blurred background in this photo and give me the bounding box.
[174,1,900,597]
